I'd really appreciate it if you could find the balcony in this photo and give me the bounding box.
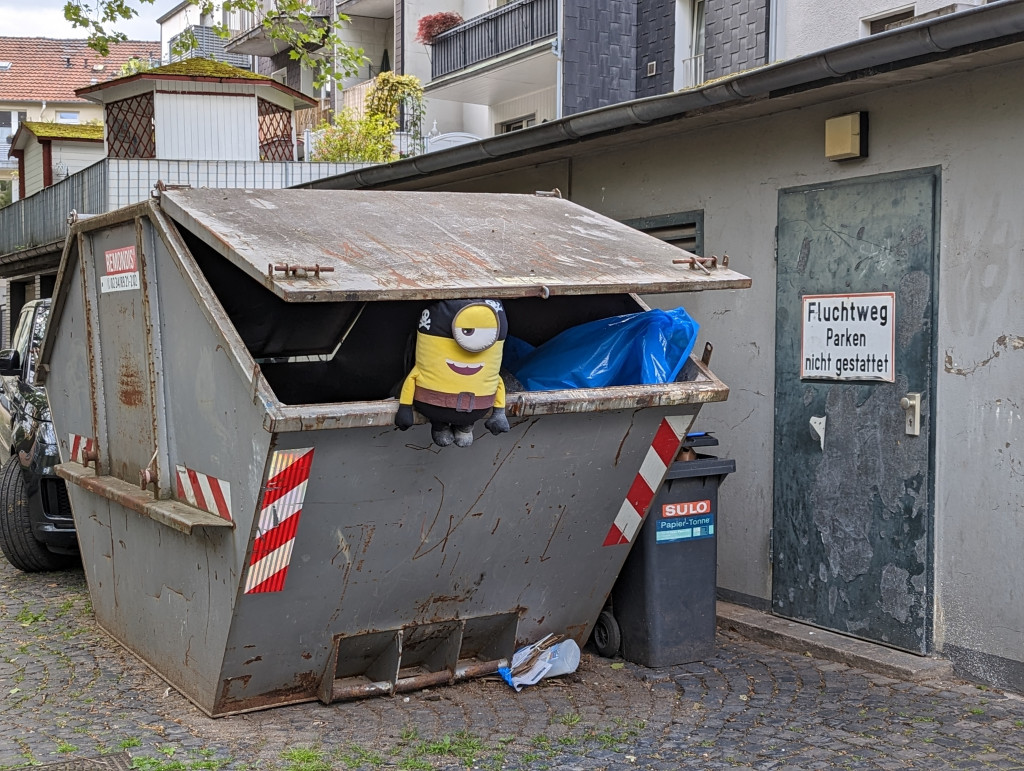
[0,157,372,270]
[425,0,557,105]
[227,15,331,56]
[679,54,706,89]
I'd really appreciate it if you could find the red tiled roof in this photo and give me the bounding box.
[0,37,161,103]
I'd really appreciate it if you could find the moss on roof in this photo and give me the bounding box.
[140,58,273,82]
[21,122,104,141]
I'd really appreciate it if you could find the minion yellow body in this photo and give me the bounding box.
[395,300,510,447]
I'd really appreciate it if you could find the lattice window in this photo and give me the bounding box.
[258,98,294,161]
[106,93,156,159]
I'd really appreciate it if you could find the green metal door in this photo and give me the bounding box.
[772,168,938,654]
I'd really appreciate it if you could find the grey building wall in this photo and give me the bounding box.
[561,0,638,115]
[636,0,675,98]
[403,55,1024,695]
[703,0,768,80]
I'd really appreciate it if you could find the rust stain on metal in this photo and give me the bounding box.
[118,359,146,407]
[539,504,568,563]
[219,671,320,713]
[563,623,588,644]
[490,517,501,535]
[243,656,262,666]
[613,410,640,467]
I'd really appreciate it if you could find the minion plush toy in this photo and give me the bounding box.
[395,299,510,447]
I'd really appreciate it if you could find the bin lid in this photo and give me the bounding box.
[159,189,751,302]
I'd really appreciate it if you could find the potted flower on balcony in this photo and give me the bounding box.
[415,11,464,45]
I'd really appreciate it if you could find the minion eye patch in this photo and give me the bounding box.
[395,299,510,448]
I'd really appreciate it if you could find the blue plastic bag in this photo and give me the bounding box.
[504,308,699,391]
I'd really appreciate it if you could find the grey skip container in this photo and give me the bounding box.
[38,188,750,715]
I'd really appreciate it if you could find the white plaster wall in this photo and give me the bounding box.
[491,88,557,131]
[340,16,394,89]
[159,7,195,63]
[776,0,983,60]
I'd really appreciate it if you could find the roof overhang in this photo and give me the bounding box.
[76,72,316,110]
[336,0,394,20]
[225,15,330,56]
[299,0,1024,191]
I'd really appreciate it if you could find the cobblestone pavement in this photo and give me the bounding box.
[2,561,1023,771]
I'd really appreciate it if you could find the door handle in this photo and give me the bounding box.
[899,393,921,436]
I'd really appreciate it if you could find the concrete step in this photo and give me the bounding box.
[717,601,954,682]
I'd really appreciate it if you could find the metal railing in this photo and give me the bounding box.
[679,54,706,89]
[0,158,372,258]
[0,161,107,256]
[430,0,558,80]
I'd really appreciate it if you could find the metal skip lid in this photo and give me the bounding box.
[158,189,751,303]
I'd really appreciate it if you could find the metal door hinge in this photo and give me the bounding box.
[768,528,774,562]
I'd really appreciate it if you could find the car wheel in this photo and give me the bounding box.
[0,456,75,572]
[591,609,622,658]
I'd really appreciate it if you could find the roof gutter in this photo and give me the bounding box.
[304,0,1024,191]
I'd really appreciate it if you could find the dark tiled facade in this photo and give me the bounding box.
[561,0,769,113]
[703,0,769,80]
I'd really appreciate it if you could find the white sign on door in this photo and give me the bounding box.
[100,245,140,293]
[801,292,895,382]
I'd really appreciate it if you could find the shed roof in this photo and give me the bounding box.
[17,122,104,141]
[0,37,161,103]
[8,121,104,155]
[75,56,315,109]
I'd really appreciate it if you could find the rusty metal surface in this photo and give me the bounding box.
[263,361,728,432]
[57,461,233,534]
[157,188,751,302]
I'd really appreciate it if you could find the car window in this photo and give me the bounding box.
[26,306,48,384]
[9,306,34,376]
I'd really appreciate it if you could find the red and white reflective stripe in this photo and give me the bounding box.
[68,434,96,464]
[603,416,690,547]
[175,465,232,522]
[243,448,315,595]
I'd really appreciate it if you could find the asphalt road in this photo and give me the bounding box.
[2,560,1023,770]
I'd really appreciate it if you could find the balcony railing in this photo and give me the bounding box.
[0,158,372,258]
[430,0,558,80]
[679,54,706,89]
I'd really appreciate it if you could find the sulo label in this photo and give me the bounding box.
[662,499,712,518]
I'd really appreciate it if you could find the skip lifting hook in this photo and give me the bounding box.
[267,263,336,279]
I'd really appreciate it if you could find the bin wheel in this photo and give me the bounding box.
[0,457,74,572]
[591,609,621,658]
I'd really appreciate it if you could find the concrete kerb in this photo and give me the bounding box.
[716,600,955,682]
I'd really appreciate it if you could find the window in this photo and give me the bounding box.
[622,210,705,256]
[257,98,294,161]
[106,94,156,159]
[56,111,80,124]
[867,7,915,34]
[675,0,706,89]
[498,115,535,134]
